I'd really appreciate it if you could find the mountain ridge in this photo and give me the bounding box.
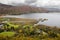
[0,3,48,15]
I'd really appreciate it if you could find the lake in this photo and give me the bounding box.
[3,13,60,27]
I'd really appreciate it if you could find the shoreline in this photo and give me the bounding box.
[0,16,60,28]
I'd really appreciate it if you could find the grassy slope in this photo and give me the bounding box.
[0,18,60,40]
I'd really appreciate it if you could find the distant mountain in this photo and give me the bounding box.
[0,3,48,15]
[43,6,60,12]
[46,8,60,12]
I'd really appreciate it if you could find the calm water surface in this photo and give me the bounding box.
[3,13,60,27]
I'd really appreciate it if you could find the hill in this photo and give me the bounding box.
[0,3,48,15]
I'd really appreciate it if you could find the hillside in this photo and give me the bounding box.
[0,3,48,15]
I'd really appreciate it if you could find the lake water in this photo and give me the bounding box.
[3,13,60,27]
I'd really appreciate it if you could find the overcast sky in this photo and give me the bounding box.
[0,0,60,7]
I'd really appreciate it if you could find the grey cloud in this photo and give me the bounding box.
[25,0,37,4]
